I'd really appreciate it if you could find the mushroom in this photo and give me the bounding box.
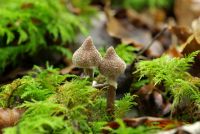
[99,46,126,119]
[72,36,102,79]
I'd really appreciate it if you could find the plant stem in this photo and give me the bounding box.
[83,68,94,80]
[106,84,116,120]
[138,26,168,55]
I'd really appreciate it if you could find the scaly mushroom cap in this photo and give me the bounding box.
[192,17,200,44]
[72,36,102,68]
[99,46,126,80]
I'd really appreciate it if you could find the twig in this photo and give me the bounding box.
[138,26,168,56]
[92,83,109,89]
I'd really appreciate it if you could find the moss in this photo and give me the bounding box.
[1,65,136,133]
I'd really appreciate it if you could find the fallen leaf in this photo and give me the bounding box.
[165,45,183,58]
[192,17,200,44]
[103,117,185,133]
[174,0,200,27]
[0,108,25,131]
[169,26,192,43]
[136,84,171,116]
[105,7,164,57]
[60,66,82,76]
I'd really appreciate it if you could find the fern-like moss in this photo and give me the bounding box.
[0,65,67,108]
[115,93,137,118]
[0,0,95,73]
[171,78,200,112]
[136,51,200,86]
[136,51,200,119]
[4,101,70,134]
[1,66,136,133]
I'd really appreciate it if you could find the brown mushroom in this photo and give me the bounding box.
[99,46,126,119]
[72,36,102,79]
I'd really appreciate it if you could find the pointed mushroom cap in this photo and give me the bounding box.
[99,46,126,80]
[192,17,200,44]
[72,36,102,68]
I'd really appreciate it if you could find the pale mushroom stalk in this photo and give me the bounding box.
[99,47,126,119]
[83,68,94,79]
[72,36,102,81]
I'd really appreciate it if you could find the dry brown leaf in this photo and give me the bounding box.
[60,65,82,76]
[169,18,200,77]
[181,34,200,63]
[106,10,130,39]
[103,117,185,133]
[105,8,164,57]
[0,108,25,131]
[126,9,166,31]
[192,17,200,44]
[169,26,192,43]
[174,0,200,27]
[136,84,171,116]
[126,9,154,29]
[182,38,200,76]
[165,45,183,58]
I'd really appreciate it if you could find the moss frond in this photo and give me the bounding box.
[136,51,200,119]
[115,93,137,118]
[136,51,199,86]
[4,101,70,134]
[0,65,67,108]
[0,0,96,73]
[55,79,98,108]
[1,65,137,133]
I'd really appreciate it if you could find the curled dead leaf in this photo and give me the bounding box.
[103,117,185,134]
[192,17,200,44]
[0,108,25,131]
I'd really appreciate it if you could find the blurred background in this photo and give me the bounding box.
[0,0,200,84]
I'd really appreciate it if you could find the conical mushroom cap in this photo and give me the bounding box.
[192,17,200,44]
[72,36,102,68]
[99,47,126,80]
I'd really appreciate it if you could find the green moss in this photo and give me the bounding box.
[1,65,136,133]
[136,51,200,119]
[0,0,96,73]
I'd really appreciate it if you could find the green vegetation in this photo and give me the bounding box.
[0,0,199,133]
[0,0,96,73]
[136,51,200,119]
[112,0,174,11]
[0,65,136,133]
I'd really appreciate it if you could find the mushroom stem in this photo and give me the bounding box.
[83,68,94,79]
[106,78,117,120]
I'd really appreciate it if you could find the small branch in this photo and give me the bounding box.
[92,83,109,89]
[138,26,168,56]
